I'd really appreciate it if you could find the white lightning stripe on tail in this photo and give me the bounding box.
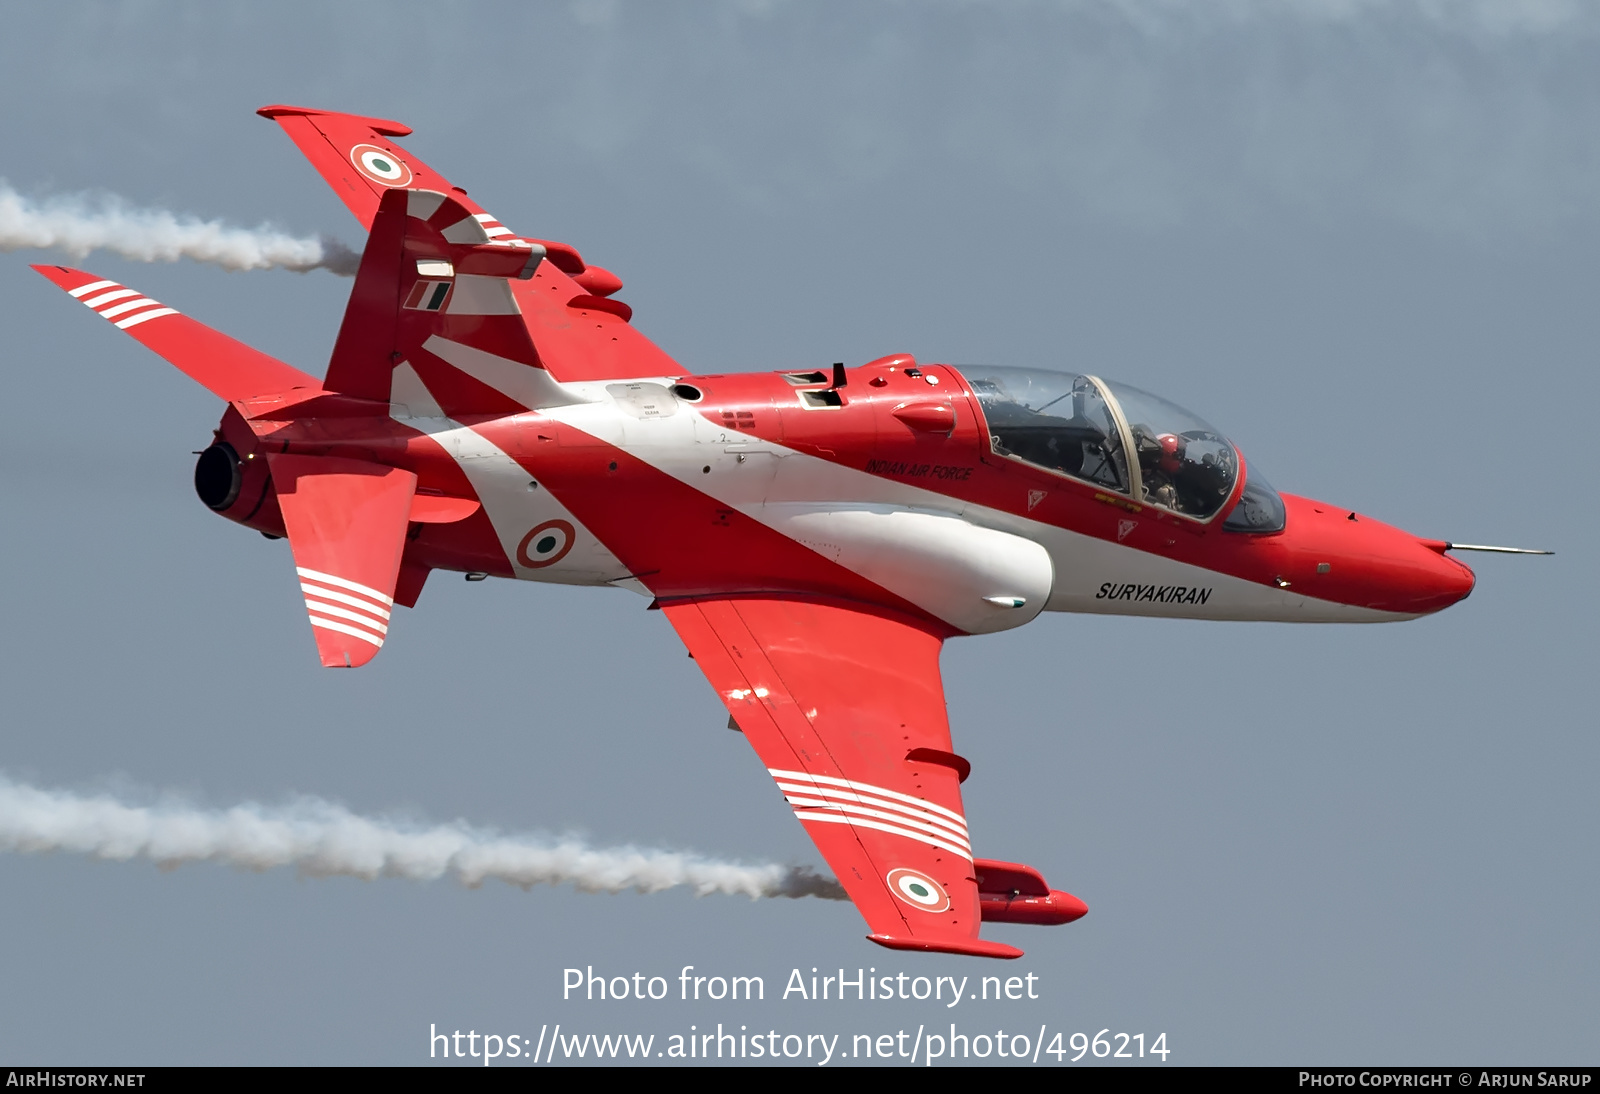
[773,780,970,842]
[471,213,516,238]
[82,288,139,308]
[66,279,118,298]
[783,794,973,852]
[793,811,974,861]
[115,308,178,329]
[305,599,390,635]
[98,297,163,320]
[298,583,392,620]
[294,567,393,607]
[767,768,967,826]
[308,616,385,647]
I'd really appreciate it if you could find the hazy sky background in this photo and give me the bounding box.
[0,0,1594,1065]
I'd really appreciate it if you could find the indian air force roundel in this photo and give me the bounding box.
[886,867,952,913]
[517,520,576,569]
[350,143,414,187]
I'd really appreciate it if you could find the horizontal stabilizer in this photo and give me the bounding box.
[266,454,416,668]
[32,265,319,401]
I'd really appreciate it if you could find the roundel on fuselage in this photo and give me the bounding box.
[517,520,575,569]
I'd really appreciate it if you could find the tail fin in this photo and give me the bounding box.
[33,264,319,401]
[325,187,575,413]
[266,454,415,668]
[256,105,443,230]
[258,103,691,386]
[254,105,586,269]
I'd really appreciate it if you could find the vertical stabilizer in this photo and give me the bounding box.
[323,187,574,413]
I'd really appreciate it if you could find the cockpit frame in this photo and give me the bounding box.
[958,366,1248,526]
[1084,373,1146,505]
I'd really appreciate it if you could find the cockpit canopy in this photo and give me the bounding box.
[961,366,1281,529]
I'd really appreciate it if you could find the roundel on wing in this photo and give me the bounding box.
[350,143,414,186]
[517,520,576,569]
[886,867,951,913]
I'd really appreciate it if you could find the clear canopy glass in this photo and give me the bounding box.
[1102,380,1238,519]
[963,368,1130,493]
[961,366,1256,523]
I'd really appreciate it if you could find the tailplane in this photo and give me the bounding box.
[267,454,415,669]
[32,265,319,401]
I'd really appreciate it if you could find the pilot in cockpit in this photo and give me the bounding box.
[1129,423,1234,516]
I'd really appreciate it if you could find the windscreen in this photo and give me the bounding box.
[1223,468,1287,533]
[1102,380,1239,519]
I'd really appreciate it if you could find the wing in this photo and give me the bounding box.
[257,104,681,383]
[662,596,1024,959]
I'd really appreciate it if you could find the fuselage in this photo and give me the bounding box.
[203,353,1475,635]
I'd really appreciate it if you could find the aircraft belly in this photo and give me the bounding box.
[391,363,628,586]
[1034,527,1412,623]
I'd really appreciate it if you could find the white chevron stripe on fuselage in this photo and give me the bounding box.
[388,362,629,586]
[531,384,1404,625]
[412,365,1406,625]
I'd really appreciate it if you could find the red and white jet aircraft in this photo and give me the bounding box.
[32,107,1547,959]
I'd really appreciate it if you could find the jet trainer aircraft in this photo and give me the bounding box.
[32,107,1548,959]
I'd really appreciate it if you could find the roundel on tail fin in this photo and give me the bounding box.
[350,144,413,186]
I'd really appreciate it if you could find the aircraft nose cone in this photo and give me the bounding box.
[1052,890,1089,923]
[1414,539,1476,612]
[1278,496,1479,616]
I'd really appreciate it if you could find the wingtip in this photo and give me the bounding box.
[256,104,413,137]
[867,934,1025,960]
[31,264,99,290]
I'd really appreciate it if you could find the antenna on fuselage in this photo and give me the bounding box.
[830,361,847,389]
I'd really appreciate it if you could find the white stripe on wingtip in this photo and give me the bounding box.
[767,768,967,825]
[99,297,162,320]
[67,280,119,298]
[792,811,974,861]
[783,795,973,851]
[115,307,178,329]
[298,583,392,620]
[777,785,970,842]
[82,288,140,309]
[305,599,390,634]
[308,616,385,648]
[773,781,970,841]
[295,568,394,606]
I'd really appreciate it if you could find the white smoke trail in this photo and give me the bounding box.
[0,182,358,275]
[0,774,844,901]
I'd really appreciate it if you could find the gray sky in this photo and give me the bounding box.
[0,0,1593,1066]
